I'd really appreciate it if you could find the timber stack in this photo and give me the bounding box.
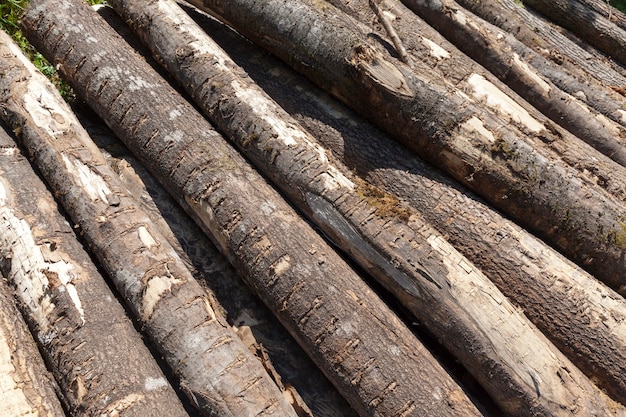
[0,0,625,415]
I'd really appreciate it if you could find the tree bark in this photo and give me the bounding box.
[0,125,188,416]
[0,30,298,417]
[20,1,483,416]
[184,5,626,406]
[0,276,66,417]
[579,0,626,31]
[101,0,626,414]
[392,0,626,163]
[186,0,626,296]
[521,0,626,67]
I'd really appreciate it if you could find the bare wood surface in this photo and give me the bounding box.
[0,122,189,417]
[0,277,66,417]
[181,5,626,406]
[20,1,484,416]
[0,30,299,417]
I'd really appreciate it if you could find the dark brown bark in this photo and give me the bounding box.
[183,6,626,406]
[522,0,626,67]
[21,1,483,416]
[187,0,626,297]
[0,277,66,417]
[102,0,626,415]
[0,124,188,417]
[0,30,298,417]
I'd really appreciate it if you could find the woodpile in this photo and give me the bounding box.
[0,0,625,415]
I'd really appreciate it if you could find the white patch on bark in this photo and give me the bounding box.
[271,254,291,276]
[511,53,551,95]
[618,109,626,124]
[0,326,36,417]
[128,75,151,92]
[62,154,112,204]
[0,183,84,331]
[421,36,450,60]
[452,8,468,26]
[142,275,183,319]
[467,73,544,133]
[169,108,182,120]
[137,226,158,249]
[22,85,71,138]
[144,376,168,391]
[461,116,495,143]
[427,233,578,405]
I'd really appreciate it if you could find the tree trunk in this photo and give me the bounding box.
[0,124,189,416]
[579,0,626,31]
[0,30,299,417]
[101,0,626,414]
[391,0,626,163]
[184,5,626,406]
[20,1,483,416]
[185,0,626,296]
[451,0,626,89]
[0,276,66,417]
[521,0,626,67]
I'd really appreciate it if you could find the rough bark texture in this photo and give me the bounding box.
[0,29,298,417]
[21,1,483,416]
[0,277,66,417]
[579,0,626,31]
[394,0,626,165]
[101,1,626,415]
[0,124,188,416]
[182,5,626,406]
[522,0,626,66]
[188,0,626,296]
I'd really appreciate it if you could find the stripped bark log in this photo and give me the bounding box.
[187,0,626,296]
[521,0,626,67]
[93,0,626,414]
[0,276,66,417]
[451,0,626,89]
[183,7,626,405]
[391,0,626,165]
[0,30,298,417]
[20,1,483,416]
[0,125,188,416]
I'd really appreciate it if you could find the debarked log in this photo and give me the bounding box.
[189,0,626,296]
[0,30,298,417]
[0,125,188,416]
[186,7,626,405]
[20,1,483,416]
[0,276,66,417]
[86,0,626,414]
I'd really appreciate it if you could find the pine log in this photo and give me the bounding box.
[184,6,626,405]
[579,0,626,31]
[0,125,188,416]
[0,277,66,417]
[393,0,626,164]
[185,0,626,295]
[20,1,484,416]
[99,0,626,414]
[452,0,626,89]
[521,0,626,67]
[0,30,299,417]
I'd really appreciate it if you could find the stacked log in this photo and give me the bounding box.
[19,1,485,416]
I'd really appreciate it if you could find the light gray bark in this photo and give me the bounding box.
[20,1,482,416]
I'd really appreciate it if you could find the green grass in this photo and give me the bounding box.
[611,0,626,13]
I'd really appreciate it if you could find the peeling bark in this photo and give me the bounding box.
[521,0,626,67]
[0,277,66,417]
[0,124,188,416]
[99,0,626,414]
[186,0,626,296]
[20,1,483,416]
[0,29,298,417]
[182,7,626,406]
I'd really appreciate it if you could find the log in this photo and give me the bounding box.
[186,0,626,296]
[20,1,483,416]
[0,125,188,416]
[182,4,626,405]
[88,0,626,414]
[76,108,359,417]
[0,276,66,417]
[0,29,298,417]
[392,0,626,165]
[521,0,626,67]
[579,0,626,31]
